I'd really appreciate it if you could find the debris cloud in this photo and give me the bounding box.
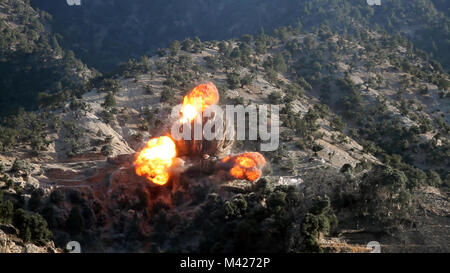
[134,82,266,186]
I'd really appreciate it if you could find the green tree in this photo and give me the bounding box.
[101,144,113,156]
[240,74,254,87]
[255,39,266,55]
[268,91,282,104]
[11,158,26,173]
[273,53,287,73]
[330,115,345,132]
[0,197,14,225]
[102,92,116,108]
[438,77,449,91]
[160,87,174,103]
[274,26,289,43]
[13,209,52,244]
[169,40,181,56]
[182,38,194,51]
[156,48,166,57]
[193,37,204,53]
[360,166,412,223]
[240,34,253,44]
[301,196,337,252]
[427,170,442,187]
[227,71,241,89]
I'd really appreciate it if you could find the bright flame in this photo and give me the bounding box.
[221,152,266,182]
[134,136,177,186]
[180,82,219,123]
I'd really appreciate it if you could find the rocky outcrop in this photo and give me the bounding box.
[0,229,60,253]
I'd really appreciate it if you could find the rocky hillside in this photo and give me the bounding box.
[0,0,94,116]
[0,20,448,252]
[0,227,59,253]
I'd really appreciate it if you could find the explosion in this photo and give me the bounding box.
[134,82,265,186]
[220,152,267,182]
[134,136,177,186]
[180,82,219,123]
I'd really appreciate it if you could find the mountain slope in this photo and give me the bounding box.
[30,0,450,71]
[1,24,448,252]
[0,0,93,116]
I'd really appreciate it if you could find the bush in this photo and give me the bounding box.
[224,195,248,219]
[330,115,345,132]
[301,196,337,252]
[13,209,52,244]
[101,144,113,156]
[359,166,412,223]
[99,110,115,124]
[267,190,287,214]
[102,92,116,108]
[182,38,194,51]
[227,71,241,89]
[160,87,174,103]
[145,85,153,94]
[427,170,442,187]
[0,196,14,225]
[312,144,324,154]
[11,158,26,173]
[273,53,287,73]
[240,74,254,87]
[268,91,282,104]
[169,40,181,56]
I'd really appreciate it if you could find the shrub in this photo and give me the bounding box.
[11,158,27,173]
[102,92,116,108]
[301,196,337,252]
[227,71,241,89]
[101,144,113,156]
[0,197,14,225]
[13,209,52,244]
[268,91,282,104]
[160,87,174,103]
[169,40,181,56]
[427,170,442,187]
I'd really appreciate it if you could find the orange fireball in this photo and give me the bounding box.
[180,82,219,123]
[134,136,177,186]
[221,152,266,182]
